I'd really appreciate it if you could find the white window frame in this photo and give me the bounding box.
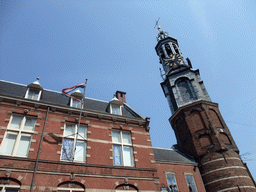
[61,123,87,163]
[0,115,36,157]
[70,98,83,109]
[110,104,122,115]
[25,88,42,101]
[184,173,198,192]
[0,185,20,192]
[57,187,84,192]
[112,130,134,167]
[166,172,179,192]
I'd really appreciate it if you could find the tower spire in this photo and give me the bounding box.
[155,27,256,192]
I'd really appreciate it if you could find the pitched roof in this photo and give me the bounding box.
[0,80,142,119]
[153,147,196,165]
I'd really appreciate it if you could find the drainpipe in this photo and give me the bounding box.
[30,106,50,192]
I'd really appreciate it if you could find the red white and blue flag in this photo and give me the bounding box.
[62,82,87,102]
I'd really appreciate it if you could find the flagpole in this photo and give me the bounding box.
[72,79,88,162]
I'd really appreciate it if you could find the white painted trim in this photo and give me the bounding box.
[205,176,251,186]
[57,187,84,191]
[24,88,29,99]
[38,90,42,101]
[217,185,256,192]
[202,166,246,176]
[202,157,241,166]
[0,185,20,192]
[0,167,157,180]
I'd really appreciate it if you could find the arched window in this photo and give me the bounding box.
[115,184,138,191]
[0,177,21,192]
[57,181,85,192]
[176,79,197,103]
[0,184,20,192]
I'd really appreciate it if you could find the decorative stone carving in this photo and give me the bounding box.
[70,173,75,181]
[16,101,22,106]
[5,170,11,178]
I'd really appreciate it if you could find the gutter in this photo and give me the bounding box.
[30,106,50,192]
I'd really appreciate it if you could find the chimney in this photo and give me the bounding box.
[115,91,126,103]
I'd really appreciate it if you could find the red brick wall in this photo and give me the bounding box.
[0,100,161,191]
[155,162,206,192]
[170,100,256,192]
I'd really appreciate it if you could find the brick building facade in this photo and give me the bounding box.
[0,80,205,192]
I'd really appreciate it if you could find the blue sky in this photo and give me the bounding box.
[1,0,256,179]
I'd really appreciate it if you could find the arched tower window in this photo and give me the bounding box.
[173,44,180,55]
[165,44,173,56]
[176,79,197,103]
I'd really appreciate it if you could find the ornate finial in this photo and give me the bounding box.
[155,20,170,42]
[156,28,170,42]
[36,76,39,81]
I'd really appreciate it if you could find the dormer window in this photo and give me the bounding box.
[26,88,41,100]
[25,78,43,101]
[109,95,123,115]
[71,98,82,108]
[111,104,121,115]
[70,89,84,109]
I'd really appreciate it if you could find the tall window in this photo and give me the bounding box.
[0,185,20,192]
[166,173,178,192]
[185,175,197,192]
[0,115,36,157]
[112,130,133,166]
[61,124,87,162]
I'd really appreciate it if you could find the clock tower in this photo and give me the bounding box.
[155,26,256,192]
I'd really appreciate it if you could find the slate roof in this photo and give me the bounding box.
[0,80,142,119]
[153,147,196,165]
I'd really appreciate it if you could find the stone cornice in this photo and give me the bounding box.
[0,95,148,127]
[169,100,219,122]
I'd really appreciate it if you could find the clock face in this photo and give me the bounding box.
[164,53,184,67]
